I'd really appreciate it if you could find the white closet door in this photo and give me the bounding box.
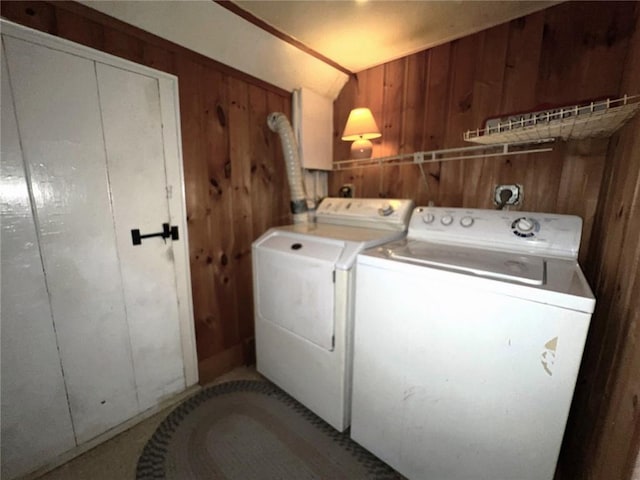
[3,37,139,443]
[96,63,185,411]
[0,44,76,480]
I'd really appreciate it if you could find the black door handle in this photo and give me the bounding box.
[131,223,179,245]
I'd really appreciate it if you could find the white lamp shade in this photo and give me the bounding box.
[341,108,382,141]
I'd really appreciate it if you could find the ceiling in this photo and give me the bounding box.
[233,1,561,73]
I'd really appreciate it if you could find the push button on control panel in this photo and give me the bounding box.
[441,215,454,226]
[422,213,435,224]
[460,216,474,228]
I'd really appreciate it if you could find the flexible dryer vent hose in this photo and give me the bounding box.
[267,112,309,224]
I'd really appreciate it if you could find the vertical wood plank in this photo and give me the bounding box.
[55,8,104,50]
[397,51,427,204]
[175,56,214,362]
[330,75,357,197]
[465,24,510,208]
[249,84,272,239]
[358,65,385,197]
[266,91,292,225]
[420,43,452,204]
[536,1,635,104]
[102,26,144,64]
[228,79,254,344]
[501,13,544,114]
[439,34,480,206]
[202,68,236,359]
[380,58,407,196]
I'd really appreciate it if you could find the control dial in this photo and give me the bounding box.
[422,213,435,224]
[460,216,474,228]
[441,215,454,226]
[511,217,539,238]
[516,218,534,232]
[378,203,394,216]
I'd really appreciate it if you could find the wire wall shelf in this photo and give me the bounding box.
[333,140,555,171]
[463,94,640,145]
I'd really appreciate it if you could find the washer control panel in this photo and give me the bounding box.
[409,206,583,258]
[316,197,415,231]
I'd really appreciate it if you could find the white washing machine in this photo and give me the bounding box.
[252,197,414,431]
[351,206,595,480]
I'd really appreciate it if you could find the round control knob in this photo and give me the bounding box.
[460,216,474,228]
[441,215,454,226]
[422,213,435,224]
[516,217,535,232]
[378,203,394,216]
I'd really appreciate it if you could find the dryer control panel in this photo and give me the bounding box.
[409,206,583,259]
[316,197,414,231]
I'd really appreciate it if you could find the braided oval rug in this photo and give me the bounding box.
[136,380,403,480]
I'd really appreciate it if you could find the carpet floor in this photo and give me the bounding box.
[137,380,403,480]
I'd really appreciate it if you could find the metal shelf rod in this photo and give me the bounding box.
[334,139,555,171]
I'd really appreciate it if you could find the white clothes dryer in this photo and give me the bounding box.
[252,197,414,431]
[350,206,595,480]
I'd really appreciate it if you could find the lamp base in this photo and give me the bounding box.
[351,138,373,159]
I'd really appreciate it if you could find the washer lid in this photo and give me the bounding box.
[386,241,545,285]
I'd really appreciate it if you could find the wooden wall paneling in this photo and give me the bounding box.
[265,90,292,226]
[358,65,385,198]
[395,52,427,204]
[586,109,640,480]
[55,8,104,50]
[567,115,640,480]
[559,134,626,479]
[595,140,640,477]
[439,34,480,207]
[379,58,407,196]
[555,139,609,263]
[332,76,357,161]
[402,52,427,155]
[330,76,360,197]
[536,1,634,105]
[419,44,452,204]
[175,56,215,364]
[559,5,640,478]
[249,84,273,238]
[247,83,273,357]
[142,42,175,75]
[465,24,509,209]
[490,13,545,213]
[500,12,544,114]
[228,79,255,352]
[0,1,56,34]
[102,26,144,65]
[201,67,236,360]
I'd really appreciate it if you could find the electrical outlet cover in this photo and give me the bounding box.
[339,184,354,198]
[494,184,522,206]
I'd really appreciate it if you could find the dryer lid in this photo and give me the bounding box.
[386,241,545,285]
